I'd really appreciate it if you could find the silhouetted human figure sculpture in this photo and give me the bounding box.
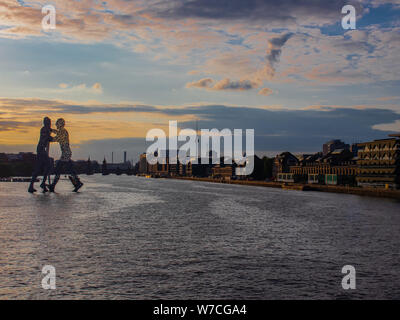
[28,117,53,193]
[49,118,83,192]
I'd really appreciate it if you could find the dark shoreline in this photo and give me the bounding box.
[165,176,400,200]
[3,174,399,200]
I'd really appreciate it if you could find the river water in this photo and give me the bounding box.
[0,175,399,299]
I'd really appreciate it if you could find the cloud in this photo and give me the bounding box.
[92,82,103,94]
[373,119,400,131]
[0,120,40,132]
[149,0,353,25]
[35,104,400,160]
[213,78,259,91]
[186,78,259,92]
[2,97,400,158]
[186,78,214,89]
[258,88,273,96]
[178,105,400,152]
[55,83,103,94]
[376,96,400,101]
[264,33,293,79]
[0,0,398,88]
[55,105,400,157]
[267,33,293,64]
[0,97,158,115]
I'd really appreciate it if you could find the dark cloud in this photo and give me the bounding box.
[269,33,293,47]
[50,104,158,114]
[213,78,258,91]
[67,105,400,160]
[3,97,399,159]
[186,78,259,91]
[186,78,214,89]
[0,98,159,115]
[148,0,356,25]
[178,105,400,152]
[267,33,293,66]
[0,120,40,132]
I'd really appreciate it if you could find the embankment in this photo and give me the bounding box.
[170,176,400,200]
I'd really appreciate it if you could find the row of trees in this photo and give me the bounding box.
[250,156,274,181]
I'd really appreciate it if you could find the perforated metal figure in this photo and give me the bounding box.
[49,118,83,192]
[28,117,53,193]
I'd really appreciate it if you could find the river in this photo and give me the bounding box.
[0,175,399,299]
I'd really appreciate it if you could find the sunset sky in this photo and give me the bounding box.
[1,0,400,162]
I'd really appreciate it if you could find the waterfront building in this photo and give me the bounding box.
[322,140,349,156]
[179,162,192,176]
[350,143,359,157]
[147,150,171,177]
[356,134,400,189]
[138,153,148,174]
[191,161,213,177]
[168,163,179,176]
[277,173,295,183]
[187,151,216,177]
[272,152,299,179]
[212,164,234,180]
[290,149,357,186]
[148,162,168,176]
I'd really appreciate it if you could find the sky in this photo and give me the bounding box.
[0,0,400,162]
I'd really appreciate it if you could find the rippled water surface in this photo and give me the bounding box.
[0,175,400,299]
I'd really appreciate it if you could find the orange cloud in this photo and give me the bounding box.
[258,88,273,96]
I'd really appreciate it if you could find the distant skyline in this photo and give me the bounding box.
[1,0,400,162]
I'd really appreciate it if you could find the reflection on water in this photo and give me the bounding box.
[0,175,399,299]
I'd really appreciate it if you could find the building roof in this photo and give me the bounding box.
[358,138,397,145]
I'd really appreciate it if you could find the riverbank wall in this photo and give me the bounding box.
[168,176,400,200]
